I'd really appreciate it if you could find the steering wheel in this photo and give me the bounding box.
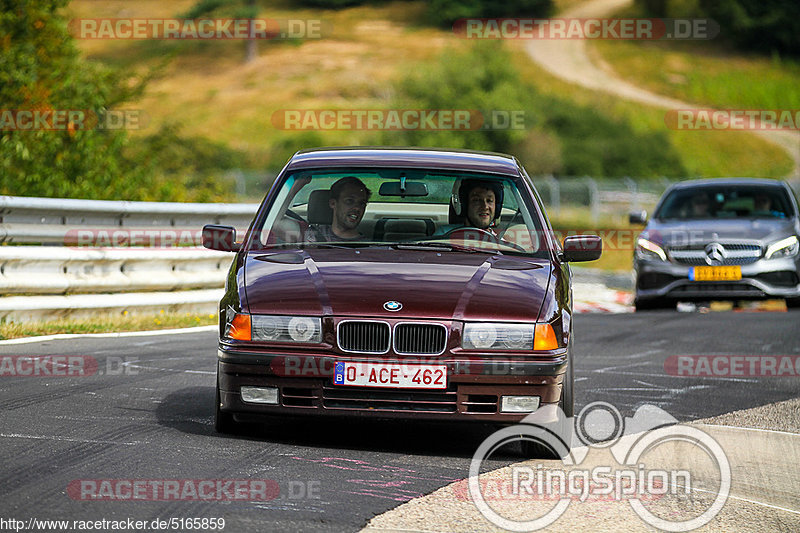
[442,227,526,252]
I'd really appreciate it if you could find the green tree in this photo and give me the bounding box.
[699,0,800,57]
[182,0,260,63]
[426,0,553,28]
[382,42,532,152]
[384,42,686,178]
[0,0,151,199]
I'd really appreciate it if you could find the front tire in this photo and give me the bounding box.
[214,367,238,434]
[519,347,574,459]
[786,298,800,309]
[634,297,675,311]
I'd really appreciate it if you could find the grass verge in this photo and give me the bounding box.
[592,40,800,111]
[508,45,794,178]
[0,311,217,340]
[68,0,791,179]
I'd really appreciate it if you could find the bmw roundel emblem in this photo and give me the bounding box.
[383,301,403,312]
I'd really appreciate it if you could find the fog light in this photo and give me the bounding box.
[240,386,279,405]
[501,395,540,413]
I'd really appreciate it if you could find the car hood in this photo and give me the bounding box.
[642,218,798,246]
[243,248,551,321]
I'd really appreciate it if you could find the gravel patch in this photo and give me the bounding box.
[694,397,800,434]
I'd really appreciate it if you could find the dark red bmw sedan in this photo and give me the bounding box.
[203,147,601,438]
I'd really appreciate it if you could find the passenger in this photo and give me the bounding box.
[305,176,370,242]
[754,193,771,213]
[753,193,784,217]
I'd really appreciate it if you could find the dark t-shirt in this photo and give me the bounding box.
[304,225,363,243]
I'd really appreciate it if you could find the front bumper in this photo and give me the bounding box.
[634,256,800,301]
[217,347,567,423]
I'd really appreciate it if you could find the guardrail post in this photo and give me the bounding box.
[583,177,599,225]
[545,174,560,216]
[623,176,638,212]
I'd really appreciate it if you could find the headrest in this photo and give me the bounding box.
[308,189,332,225]
[383,219,428,234]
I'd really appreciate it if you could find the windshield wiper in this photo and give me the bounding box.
[394,241,499,254]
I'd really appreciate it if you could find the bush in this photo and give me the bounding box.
[426,0,553,28]
[0,0,247,201]
[699,0,800,57]
[384,42,687,178]
[636,0,800,57]
[380,42,532,152]
[538,96,686,177]
[0,0,148,199]
[122,124,244,202]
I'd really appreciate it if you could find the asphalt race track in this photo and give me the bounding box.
[1,312,798,532]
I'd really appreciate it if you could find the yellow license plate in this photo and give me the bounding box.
[690,266,742,281]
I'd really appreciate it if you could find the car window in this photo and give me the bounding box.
[250,168,548,257]
[655,186,793,220]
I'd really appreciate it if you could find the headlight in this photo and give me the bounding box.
[635,238,667,262]
[462,323,535,350]
[765,236,799,259]
[229,314,321,343]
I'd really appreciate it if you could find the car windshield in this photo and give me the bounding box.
[248,168,549,258]
[655,186,793,220]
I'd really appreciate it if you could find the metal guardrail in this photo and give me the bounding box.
[0,247,232,294]
[2,179,798,322]
[0,195,259,244]
[0,195,259,322]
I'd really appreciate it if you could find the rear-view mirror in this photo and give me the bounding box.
[379,181,428,197]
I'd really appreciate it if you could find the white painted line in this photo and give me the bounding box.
[725,494,800,516]
[126,363,215,375]
[675,483,800,517]
[0,433,142,445]
[0,325,217,345]
[693,422,800,437]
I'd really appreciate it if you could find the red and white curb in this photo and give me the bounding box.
[573,282,633,313]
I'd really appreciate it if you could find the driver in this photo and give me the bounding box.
[460,179,502,236]
[305,176,370,242]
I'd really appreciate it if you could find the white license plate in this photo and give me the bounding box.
[333,361,447,389]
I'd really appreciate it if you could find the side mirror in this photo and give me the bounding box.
[629,210,648,225]
[562,235,602,262]
[202,225,240,252]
